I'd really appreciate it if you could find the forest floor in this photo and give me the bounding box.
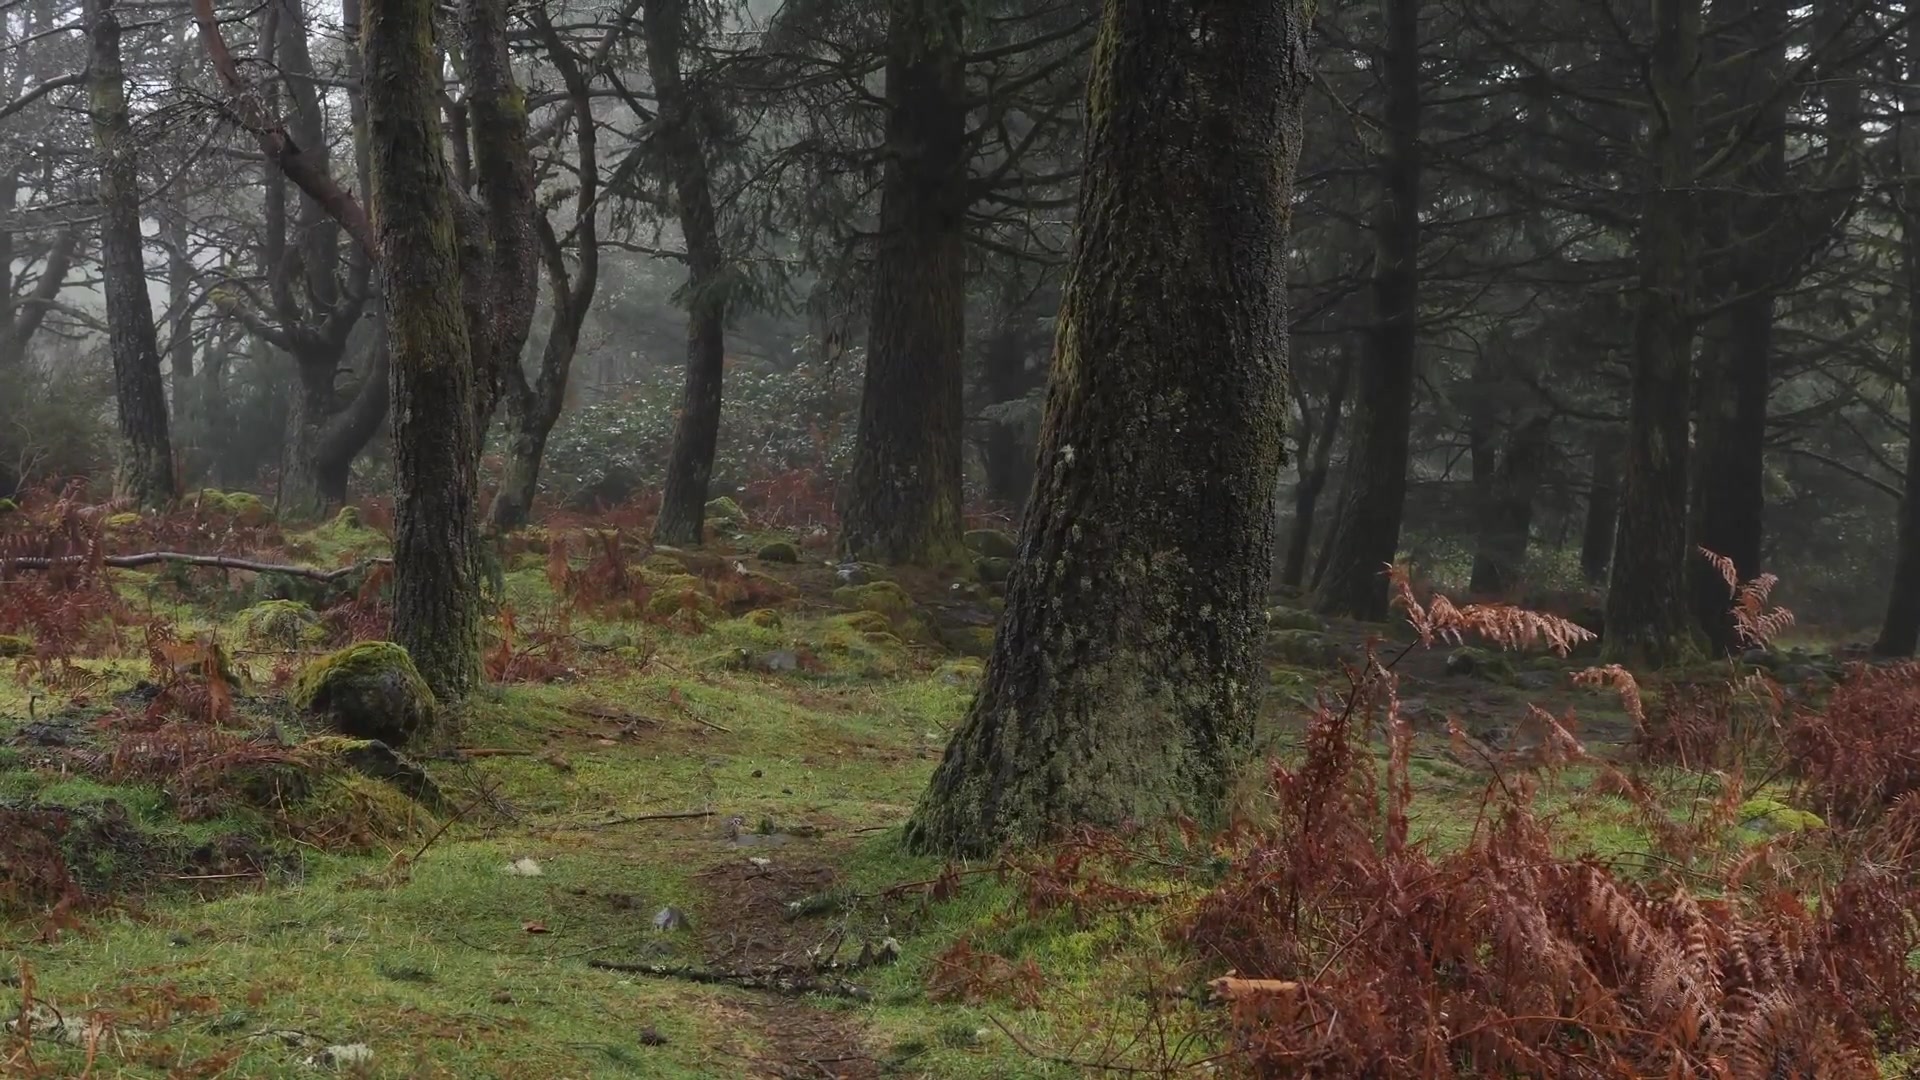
[0,499,1875,1078]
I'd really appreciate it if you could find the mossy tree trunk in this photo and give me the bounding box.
[837,0,969,566]
[1313,0,1419,621]
[364,0,483,701]
[87,0,177,509]
[906,0,1310,857]
[1603,0,1701,668]
[1876,25,1920,659]
[489,9,601,533]
[648,0,734,547]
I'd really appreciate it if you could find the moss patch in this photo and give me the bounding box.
[292,642,437,747]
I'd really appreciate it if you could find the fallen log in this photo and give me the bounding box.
[586,959,872,1000]
[3,552,389,582]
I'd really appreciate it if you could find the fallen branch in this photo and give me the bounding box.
[571,810,715,830]
[585,959,871,1000]
[4,552,388,582]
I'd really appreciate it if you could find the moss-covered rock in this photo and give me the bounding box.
[756,540,800,563]
[302,735,448,812]
[963,529,1018,559]
[105,511,142,530]
[1266,606,1325,632]
[0,497,17,514]
[838,610,894,635]
[742,608,784,629]
[704,496,747,529]
[833,581,914,619]
[1737,797,1825,836]
[235,599,325,649]
[1445,646,1517,685]
[291,642,437,747]
[193,489,272,524]
[647,574,720,619]
[642,552,688,576]
[937,658,985,684]
[974,557,1014,585]
[0,633,31,658]
[1268,629,1345,669]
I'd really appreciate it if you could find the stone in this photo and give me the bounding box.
[963,529,1018,559]
[291,642,437,747]
[756,540,799,563]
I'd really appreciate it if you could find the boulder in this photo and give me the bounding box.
[704,496,747,530]
[963,529,1018,559]
[234,599,325,649]
[756,540,800,564]
[974,557,1014,585]
[1445,646,1517,684]
[833,581,913,619]
[291,642,437,747]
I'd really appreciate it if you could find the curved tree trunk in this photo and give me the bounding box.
[649,0,733,546]
[1602,0,1700,668]
[906,0,1310,856]
[1313,0,1419,621]
[365,0,483,701]
[88,0,176,508]
[837,0,969,566]
[489,10,602,533]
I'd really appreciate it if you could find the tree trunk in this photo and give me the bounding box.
[837,0,969,566]
[905,0,1310,856]
[88,0,176,508]
[1469,415,1551,598]
[649,0,732,546]
[1876,27,1920,659]
[281,335,391,518]
[1313,0,1419,621]
[1602,0,1700,668]
[365,0,483,701]
[978,302,1044,510]
[1280,357,1353,590]
[1580,429,1622,585]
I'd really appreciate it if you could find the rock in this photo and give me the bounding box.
[834,562,873,586]
[234,599,325,648]
[291,642,437,748]
[938,659,984,684]
[1268,629,1344,669]
[0,634,30,658]
[942,625,997,658]
[647,574,720,619]
[1739,648,1776,669]
[193,489,273,524]
[105,511,142,530]
[1445,646,1517,684]
[505,858,543,877]
[704,496,747,529]
[756,540,799,563]
[754,649,801,673]
[974,556,1014,585]
[318,1044,374,1070]
[1738,797,1825,836]
[1515,670,1559,692]
[742,608,783,629]
[833,581,913,619]
[305,735,449,811]
[1265,605,1325,632]
[653,906,689,932]
[963,529,1018,559]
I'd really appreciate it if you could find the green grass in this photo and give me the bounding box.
[0,539,1827,1078]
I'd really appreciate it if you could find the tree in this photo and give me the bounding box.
[1877,20,1920,658]
[836,0,971,565]
[648,0,736,546]
[1601,0,1700,667]
[1314,0,1421,621]
[907,0,1310,856]
[86,0,176,508]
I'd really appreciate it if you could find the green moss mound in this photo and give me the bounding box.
[193,489,273,523]
[1269,629,1344,669]
[642,552,688,576]
[756,540,800,564]
[1266,606,1325,632]
[234,600,325,649]
[833,581,913,619]
[0,634,30,658]
[963,529,1018,559]
[647,574,720,619]
[291,642,437,748]
[1445,646,1518,685]
[974,557,1014,585]
[0,497,17,514]
[704,496,747,529]
[743,608,784,629]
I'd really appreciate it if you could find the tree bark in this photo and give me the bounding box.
[977,292,1046,510]
[837,0,969,566]
[648,0,733,546]
[1579,429,1622,585]
[1280,356,1352,590]
[1602,0,1700,668]
[489,9,602,532]
[1686,0,1783,653]
[906,0,1310,856]
[1469,415,1551,598]
[1876,26,1920,659]
[87,0,177,508]
[365,0,483,701]
[1313,0,1419,621]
